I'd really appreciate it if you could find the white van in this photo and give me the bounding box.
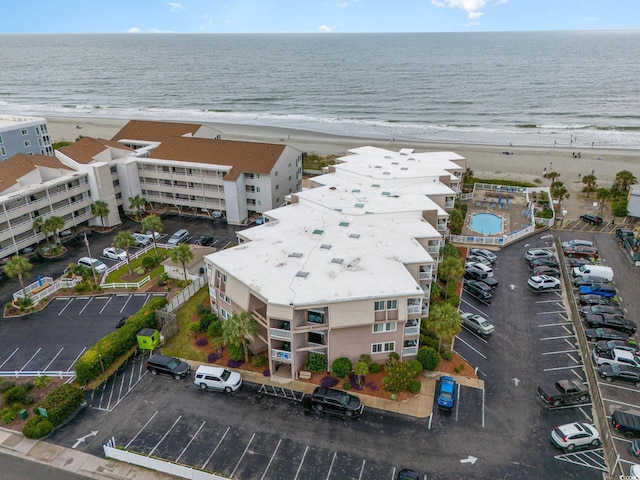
[572,264,613,281]
[194,365,242,393]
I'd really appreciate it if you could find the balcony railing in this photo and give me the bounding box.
[419,271,432,280]
[427,246,440,254]
[437,223,447,231]
[271,349,292,362]
[404,325,420,336]
[407,304,422,315]
[444,201,455,209]
[269,328,291,340]
[403,345,419,356]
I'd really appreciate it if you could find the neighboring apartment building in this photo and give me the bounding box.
[205,146,466,380]
[0,115,53,161]
[0,154,92,259]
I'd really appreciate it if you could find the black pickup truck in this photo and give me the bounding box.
[584,313,637,335]
[612,410,640,439]
[537,379,590,406]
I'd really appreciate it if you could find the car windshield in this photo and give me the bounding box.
[167,358,179,369]
[221,369,231,381]
[439,391,453,400]
[341,392,354,405]
[113,248,124,254]
[479,320,491,327]
[91,260,101,267]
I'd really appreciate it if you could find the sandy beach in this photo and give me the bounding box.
[48,115,640,221]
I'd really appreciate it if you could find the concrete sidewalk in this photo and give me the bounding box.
[0,370,483,479]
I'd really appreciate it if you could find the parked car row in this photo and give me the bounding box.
[523,248,562,292]
[464,248,499,303]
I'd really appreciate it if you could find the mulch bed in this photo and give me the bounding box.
[0,377,67,432]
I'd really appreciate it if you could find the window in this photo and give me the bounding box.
[309,331,325,344]
[256,186,261,193]
[219,292,231,304]
[372,342,395,354]
[21,129,28,135]
[220,308,229,320]
[387,300,398,310]
[307,309,325,324]
[275,170,278,176]
[0,146,5,156]
[372,323,396,333]
[288,162,292,168]
[24,141,31,147]
[276,184,279,190]
[374,301,385,311]
[0,134,3,143]
[289,175,292,181]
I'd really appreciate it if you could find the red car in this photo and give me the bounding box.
[564,245,599,259]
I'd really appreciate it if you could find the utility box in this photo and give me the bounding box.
[19,409,28,419]
[137,328,161,350]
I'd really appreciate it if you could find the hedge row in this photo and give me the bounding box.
[74,296,168,385]
[23,384,83,439]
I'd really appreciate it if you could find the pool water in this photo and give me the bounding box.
[470,212,503,235]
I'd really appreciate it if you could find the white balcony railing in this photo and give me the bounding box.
[271,349,292,362]
[407,304,422,315]
[444,201,455,209]
[419,271,432,280]
[437,223,447,231]
[404,325,420,336]
[269,328,291,340]
[403,346,419,356]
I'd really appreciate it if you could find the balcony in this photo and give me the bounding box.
[407,304,422,315]
[427,246,440,254]
[271,349,292,362]
[403,345,419,356]
[419,269,432,281]
[270,328,291,340]
[444,201,455,209]
[437,223,447,232]
[404,320,420,336]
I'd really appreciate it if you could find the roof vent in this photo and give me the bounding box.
[295,271,309,278]
[351,188,361,193]
[312,229,324,235]
[320,244,332,250]
[371,184,380,188]
[349,233,361,239]
[289,252,303,258]
[339,221,349,227]
[331,258,344,264]
[382,191,390,196]
[383,171,390,175]
[354,203,364,208]
[374,165,382,169]
[401,167,408,171]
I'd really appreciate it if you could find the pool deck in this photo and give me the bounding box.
[461,190,530,238]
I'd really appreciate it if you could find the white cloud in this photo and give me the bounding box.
[319,25,333,32]
[336,2,348,7]
[128,27,141,33]
[148,27,174,33]
[468,11,483,19]
[169,2,183,12]
[431,0,506,19]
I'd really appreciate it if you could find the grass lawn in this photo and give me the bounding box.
[104,248,168,284]
[162,286,209,362]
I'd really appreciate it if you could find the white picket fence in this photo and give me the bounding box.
[13,277,82,305]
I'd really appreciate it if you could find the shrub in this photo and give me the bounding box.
[1,408,17,424]
[343,382,352,390]
[417,347,440,371]
[420,336,439,351]
[198,310,215,333]
[227,359,244,368]
[195,338,208,347]
[358,354,372,365]
[207,320,223,338]
[348,372,363,390]
[262,369,271,377]
[407,359,423,377]
[408,379,422,394]
[304,353,327,373]
[23,416,54,439]
[385,351,400,368]
[158,272,169,286]
[441,351,453,361]
[188,322,200,336]
[207,352,219,363]
[35,384,83,427]
[228,343,244,361]
[331,357,352,378]
[446,293,460,308]
[365,381,378,391]
[252,355,266,368]
[381,358,415,393]
[74,282,89,294]
[353,361,370,385]
[34,375,50,389]
[612,199,628,217]
[4,386,27,405]
[141,255,157,270]
[320,376,339,388]
[369,362,381,373]
[134,266,145,275]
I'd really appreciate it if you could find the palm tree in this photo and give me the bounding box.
[112,231,137,275]
[596,188,612,213]
[129,195,147,220]
[581,174,597,198]
[614,170,637,192]
[221,311,258,363]
[169,243,195,283]
[44,216,65,245]
[91,200,110,229]
[425,302,461,354]
[438,256,465,299]
[141,214,163,254]
[4,255,33,297]
[32,217,50,248]
[546,171,561,187]
[551,181,570,208]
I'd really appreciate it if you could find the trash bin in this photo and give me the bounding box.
[19,409,28,419]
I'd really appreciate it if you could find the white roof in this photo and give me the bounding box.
[208,203,433,307]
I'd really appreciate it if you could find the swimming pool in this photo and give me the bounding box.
[469,212,503,235]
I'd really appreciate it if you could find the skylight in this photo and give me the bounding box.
[313,229,324,235]
[289,252,303,258]
[320,244,332,250]
[354,203,364,208]
[295,271,309,278]
[339,221,349,227]
[349,233,361,239]
[331,258,344,264]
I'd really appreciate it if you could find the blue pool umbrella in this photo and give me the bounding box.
[506,198,510,204]
[37,275,42,286]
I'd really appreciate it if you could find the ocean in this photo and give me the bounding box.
[1,31,640,148]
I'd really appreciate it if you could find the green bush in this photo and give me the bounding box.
[33,376,51,389]
[158,272,170,286]
[22,416,54,439]
[358,354,372,365]
[35,384,83,427]
[407,359,423,377]
[446,293,460,308]
[417,347,440,371]
[141,255,157,270]
[304,353,327,373]
[74,282,90,294]
[207,320,223,338]
[251,355,266,368]
[441,351,453,361]
[134,266,145,275]
[407,379,422,394]
[198,310,215,333]
[228,343,244,361]
[343,382,352,390]
[420,336,439,351]
[331,357,353,378]
[369,363,381,373]
[612,199,628,217]
[75,296,167,385]
[1,408,17,424]
[4,386,27,405]
[385,351,400,368]
[382,358,416,393]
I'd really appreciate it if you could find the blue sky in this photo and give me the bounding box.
[2,0,638,34]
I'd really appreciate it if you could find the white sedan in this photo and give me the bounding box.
[460,312,495,336]
[102,247,127,261]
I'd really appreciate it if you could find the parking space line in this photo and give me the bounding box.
[538,322,572,327]
[58,298,74,316]
[20,348,41,371]
[230,432,255,478]
[535,299,564,304]
[125,410,158,449]
[454,336,487,359]
[482,385,485,428]
[148,414,182,457]
[325,452,337,480]
[460,299,487,315]
[259,438,282,480]
[564,338,577,349]
[99,296,113,314]
[536,310,567,315]
[459,326,488,344]
[541,335,575,341]
[43,347,64,370]
[612,435,633,445]
[571,369,584,381]
[549,403,593,412]
[566,353,580,364]
[293,445,310,480]
[202,426,231,470]
[600,383,640,394]
[544,365,583,372]
[120,295,133,313]
[176,420,206,463]
[579,407,592,421]
[542,349,578,355]
[602,397,640,409]
[357,459,366,480]
[67,347,86,372]
[561,325,573,335]
[0,348,19,368]
[79,297,94,315]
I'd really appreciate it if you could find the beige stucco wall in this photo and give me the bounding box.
[328,323,404,366]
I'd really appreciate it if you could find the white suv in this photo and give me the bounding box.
[551,422,600,451]
[194,365,242,393]
[527,275,560,291]
[78,256,107,274]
